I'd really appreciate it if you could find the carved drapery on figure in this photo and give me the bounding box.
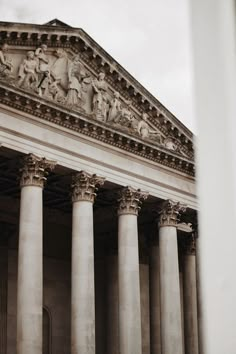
[19,153,56,188]
[92,72,108,122]
[107,91,122,122]
[66,54,88,108]
[159,199,186,227]
[71,170,105,203]
[117,186,148,216]
[0,44,13,78]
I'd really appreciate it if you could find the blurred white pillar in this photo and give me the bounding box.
[189,1,236,353]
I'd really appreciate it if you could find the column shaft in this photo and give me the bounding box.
[17,186,43,354]
[118,213,142,354]
[150,242,161,354]
[71,171,105,354]
[184,253,199,354]
[71,201,95,354]
[159,226,183,354]
[106,254,119,354]
[0,239,8,354]
[16,153,55,354]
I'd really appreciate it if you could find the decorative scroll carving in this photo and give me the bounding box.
[184,234,196,255]
[92,72,108,121]
[117,186,148,216]
[159,199,186,227]
[0,44,13,79]
[19,153,56,188]
[71,170,105,203]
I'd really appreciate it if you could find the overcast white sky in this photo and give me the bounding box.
[0,0,196,132]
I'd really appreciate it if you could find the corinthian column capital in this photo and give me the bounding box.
[159,199,186,227]
[118,186,148,216]
[20,153,56,188]
[71,170,105,203]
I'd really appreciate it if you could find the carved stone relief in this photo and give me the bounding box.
[0,44,13,79]
[0,43,188,155]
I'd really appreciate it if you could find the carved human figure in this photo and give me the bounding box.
[35,44,50,95]
[108,91,122,122]
[50,48,68,85]
[18,51,39,89]
[163,137,178,151]
[66,54,86,107]
[35,44,49,73]
[118,100,133,125]
[0,44,13,78]
[92,72,108,121]
[48,78,64,103]
[137,112,162,142]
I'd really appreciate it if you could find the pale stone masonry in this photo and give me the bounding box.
[0,18,198,354]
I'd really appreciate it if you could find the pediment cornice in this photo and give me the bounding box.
[0,21,194,140]
[0,82,194,177]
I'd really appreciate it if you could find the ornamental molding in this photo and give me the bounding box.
[0,21,195,176]
[20,153,56,188]
[159,199,186,227]
[71,170,105,203]
[118,186,148,216]
[0,83,194,176]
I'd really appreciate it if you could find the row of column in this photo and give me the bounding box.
[16,153,198,354]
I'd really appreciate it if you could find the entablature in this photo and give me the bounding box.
[0,82,194,177]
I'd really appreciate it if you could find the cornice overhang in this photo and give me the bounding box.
[0,21,194,143]
[0,82,195,177]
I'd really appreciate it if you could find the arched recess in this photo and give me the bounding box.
[43,306,52,354]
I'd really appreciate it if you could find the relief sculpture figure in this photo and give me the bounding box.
[118,100,133,125]
[35,44,50,95]
[92,72,108,122]
[50,48,69,89]
[137,113,162,142]
[107,91,122,122]
[66,54,86,108]
[18,51,39,89]
[0,44,13,78]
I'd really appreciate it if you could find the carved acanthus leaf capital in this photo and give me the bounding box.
[159,199,186,227]
[20,153,56,188]
[71,171,105,203]
[118,186,148,216]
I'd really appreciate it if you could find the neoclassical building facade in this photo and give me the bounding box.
[0,19,198,354]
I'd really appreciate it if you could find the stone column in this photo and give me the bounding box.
[106,249,119,354]
[117,186,148,354]
[183,234,199,354]
[17,153,55,354]
[159,200,186,354]
[0,225,9,354]
[150,236,161,354]
[71,171,105,354]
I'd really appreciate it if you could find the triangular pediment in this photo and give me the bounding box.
[44,19,71,27]
[0,19,194,176]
